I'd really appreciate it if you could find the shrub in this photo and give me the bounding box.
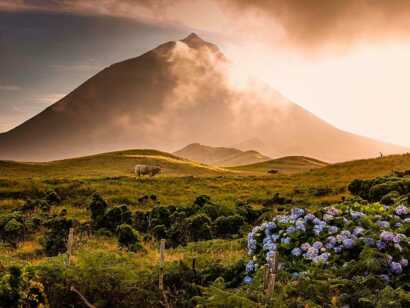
[3,218,25,248]
[99,205,132,232]
[380,191,400,205]
[117,224,143,252]
[46,190,61,205]
[213,215,245,238]
[88,193,108,228]
[194,195,211,208]
[186,214,212,242]
[42,216,74,256]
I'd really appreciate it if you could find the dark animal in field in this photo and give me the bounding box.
[134,165,161,177]
[268,169,279,174]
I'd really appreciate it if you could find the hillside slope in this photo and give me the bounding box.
[0,149,229,179]
[0,33,407,162]
[229,156,328,174]
[174,143,271,166]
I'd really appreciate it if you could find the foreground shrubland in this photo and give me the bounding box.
[0,170,409,307]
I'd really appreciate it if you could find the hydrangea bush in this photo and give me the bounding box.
[244,202,409,285]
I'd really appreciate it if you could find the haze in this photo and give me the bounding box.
[1,0,410,147]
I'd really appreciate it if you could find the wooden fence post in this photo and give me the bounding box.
[159,239,170,308]
[264,251,278,296]
[66,227,74,266]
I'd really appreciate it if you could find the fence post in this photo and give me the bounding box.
[264,251,278,296]
[66,227,74,266]
[159,239,170,308]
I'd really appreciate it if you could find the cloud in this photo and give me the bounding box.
[0,85,21,91]
[4,0,410,51]
[50,64,100,72]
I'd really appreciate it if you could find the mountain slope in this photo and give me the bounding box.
[228,156,328,174]
[0,33,407,162]
[174,143,271,166]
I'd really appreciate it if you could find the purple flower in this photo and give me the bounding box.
[295,221,306,231]
[313,253,330,264]
[243,275,253,284]
[301,243,311,251]
[353,227,364,236]
[291,247,302,256]
[351,210,365,220]
[342,239,354,249]
[313,241,323,250]
[333,246,342,253]
[246,261,255,273]
[304,247,319,260]
[271,233,280,242]
[380,231,395,242]
[390,262,403,275]
[377,221,390,229]
[376,240,386,250]
[326,207,340,216]
[379,274,390,282]
[400,258,408,267]
[291,208,305,219]
[395,205,408,216]
[281,237,291,245]
[362,237,375,246]
[328,226,339,234]
[286,226,296,234]
[304,213,315,222]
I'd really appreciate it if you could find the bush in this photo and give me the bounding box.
[0,212,25,248]
[186,214,212,242]
[117,224,143,252]
[213,215,245,238]
[89,193,108,228]
[42,216,74,256]
[380,191,400,205]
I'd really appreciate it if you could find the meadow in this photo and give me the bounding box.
[0,150,409,307]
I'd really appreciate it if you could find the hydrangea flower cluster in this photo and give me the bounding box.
[245,202,409,284]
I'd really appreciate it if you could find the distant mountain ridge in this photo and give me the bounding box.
[174,143,271,166]
[0,33,407,162]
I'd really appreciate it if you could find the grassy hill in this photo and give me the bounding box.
[0,149,230,179]
[173,143,271,167]
[229,156,328,174]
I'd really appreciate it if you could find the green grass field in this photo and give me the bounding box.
[1,150,410,307]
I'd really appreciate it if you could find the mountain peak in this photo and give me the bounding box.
[180,33,220,53]
[182,33,203,43]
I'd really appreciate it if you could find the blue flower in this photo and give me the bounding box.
[333,246,342,253]
[395,205,408,216]
[313,241,323,250]
[390,262,403,275]
[379,274,390,282]
[380,231,395,242]
[246,260,255,273]
[300,243,311,251]
[286,226,296,234]
[377,221,390,229]
[342,238,354,249]
[243,275,253,284]
[376,240,386,250]
[281,237,291,245]
[271,233,280,242]
[291,247,302,256]
[350,210,365,220]
[304,213,315,222]
[353,227,364,236]
[291,208,305,219]
[362,237,375,246]
[327,226,338,234]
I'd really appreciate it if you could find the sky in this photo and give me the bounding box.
[1,0,410,147]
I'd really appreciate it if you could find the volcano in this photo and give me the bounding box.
[0,33,406,162]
